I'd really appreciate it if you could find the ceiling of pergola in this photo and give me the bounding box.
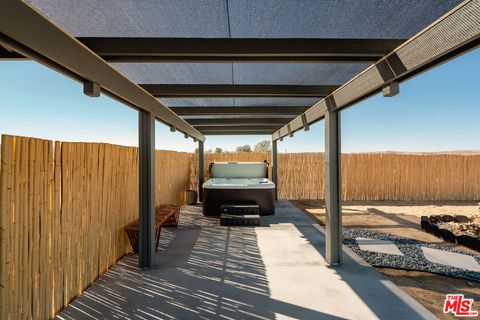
[21,0,462,135]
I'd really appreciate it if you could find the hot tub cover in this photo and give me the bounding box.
[203,178,274,189]
[209,162,268,179]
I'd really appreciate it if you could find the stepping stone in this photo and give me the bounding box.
[355,237,404,256]
[421,247,480,272]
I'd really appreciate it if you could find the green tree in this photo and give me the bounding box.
[214,147,223,153]
[254,140,271,152]
[235,144,252,152]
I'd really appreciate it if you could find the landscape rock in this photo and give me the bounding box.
[454,215,471,223]
[439,228,457,243]
[440,215,454,222]
[343,228,480,282]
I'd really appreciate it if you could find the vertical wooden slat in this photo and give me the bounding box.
[19,137,28,319]
[53,141,62,315]
[0,135,13,320]
[62,142,71,307]
[7,137,16,319]
[12,136,21,319]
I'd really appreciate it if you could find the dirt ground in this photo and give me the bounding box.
[293,200,479,250]
[292,200,480,319]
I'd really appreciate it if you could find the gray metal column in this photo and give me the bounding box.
[325,110,342,265]
[138,109,156,268]
[198,141,205,202]
[272,139,278,199]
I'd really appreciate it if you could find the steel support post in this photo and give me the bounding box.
[138,110,156,268]
[325,110,342,265]
[198,141,205,202]
[272,139,278,200]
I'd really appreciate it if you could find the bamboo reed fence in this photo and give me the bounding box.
[0,135,193,320]
[1,134,480,319]
[157,151,194,205]
[190,151,480,201]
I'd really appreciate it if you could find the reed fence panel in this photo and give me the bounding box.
[1,135,480,319]
[0,135,193,319]
[156,151,194,205]
[189,152,480,201]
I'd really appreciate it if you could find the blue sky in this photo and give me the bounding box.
[0,48,478,153]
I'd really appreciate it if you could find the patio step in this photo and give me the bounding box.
[220,213,260,226]
[220,204,260,215]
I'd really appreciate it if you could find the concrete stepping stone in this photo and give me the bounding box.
[355,237,404,256]
[421,247,480,272]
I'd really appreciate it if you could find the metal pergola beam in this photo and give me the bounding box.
[203,130,275,135]
[187,118,292,126]
[141,84,339,98]
[0,0,205,142]
[171,106,311,116]
[195,125,280,132]
[0,44,24,59]
[0,37,406,62]
[272,0,480,141]
[199,126,276,134]
[82,37,405,62]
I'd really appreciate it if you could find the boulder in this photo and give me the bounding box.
[420,216,431,230]
[454,215,471,223]
[439,215,454,222]
[429,215,441,224]
[439,228,456,243]
[457,235,480,251]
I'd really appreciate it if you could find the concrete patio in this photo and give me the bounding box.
[56,201,436,320]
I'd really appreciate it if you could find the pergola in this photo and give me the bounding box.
[1,0,478,269]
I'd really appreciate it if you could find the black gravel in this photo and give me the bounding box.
[343,228,480,282]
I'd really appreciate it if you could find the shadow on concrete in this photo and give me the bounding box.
[272,201,435,320]
[56,205,346,320]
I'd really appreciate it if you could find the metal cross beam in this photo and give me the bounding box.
[202,130,275,135]
[0,44,24,59]
[171,106,311,116]
[0,37,406,63]
[195,125,282,132]
[186,118,292,126]
[141,84,340,98]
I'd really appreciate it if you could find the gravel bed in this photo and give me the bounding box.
[343,228,480,282]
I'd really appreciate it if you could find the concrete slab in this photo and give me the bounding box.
[422,246,480,272]
[56,201,436,320]
[356,237,404,256]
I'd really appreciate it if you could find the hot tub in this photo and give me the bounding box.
[202,162,276,216]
